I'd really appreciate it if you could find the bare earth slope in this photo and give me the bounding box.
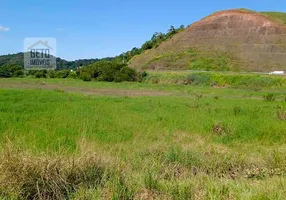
[129,9,286,72]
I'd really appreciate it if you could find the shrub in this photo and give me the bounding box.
[0,64,23,78]
[114,67,136,82]
[79,61,139,83]
[54,70,70,78]
[13,70,24,77]
[136,71,148,82]
[67,72,78,79]
[47,70,55,78]
[185,73,210,85]
[263,93,276,102]
[34,70,47,78]
[79,72,92,82]
[79,61,121,82]
[27,70,36,76]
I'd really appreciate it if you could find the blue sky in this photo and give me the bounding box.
[0,0,285,60]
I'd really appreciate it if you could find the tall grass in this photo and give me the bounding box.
[145,71,286,88]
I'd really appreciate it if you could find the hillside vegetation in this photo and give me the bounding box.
[261,12,286,24]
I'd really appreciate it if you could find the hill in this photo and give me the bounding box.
[128,9,286,72]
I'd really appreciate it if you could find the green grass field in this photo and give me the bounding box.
[0,78,285,199]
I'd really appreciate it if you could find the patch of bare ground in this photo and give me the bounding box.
[0,82,170,97]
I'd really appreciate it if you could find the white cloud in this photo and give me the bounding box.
[0,26,10,32]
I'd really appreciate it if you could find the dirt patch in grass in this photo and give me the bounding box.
[0,82,170,97]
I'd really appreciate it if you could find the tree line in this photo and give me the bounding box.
[113,25,185,63]
[0,53,113,70]
[0,61,147,83]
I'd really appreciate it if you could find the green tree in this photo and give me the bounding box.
[79,61,138,83]
[142,41,153,51]
[168,25,176,34]
[0,64,23,78]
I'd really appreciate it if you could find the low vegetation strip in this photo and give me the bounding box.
[0,78,286,100]
[144,71,286,88]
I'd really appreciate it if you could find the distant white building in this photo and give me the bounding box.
[269,71,284,75]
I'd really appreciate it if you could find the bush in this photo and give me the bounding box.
[47,70,55,78]
[79,61,139,83]
[263,93,276,102]
[0,64,23,78]
[96,62,125,82]
[67,72,78,79]
[79,72,92,82]
[114,67,136,82]
[55,70,70,78]
[34,70,47,78]
[13,70,24,78]
[185,73,210,85]
[79,61,120,82]
[136,71,148,82]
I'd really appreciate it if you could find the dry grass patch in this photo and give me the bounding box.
[0,143,111,199]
